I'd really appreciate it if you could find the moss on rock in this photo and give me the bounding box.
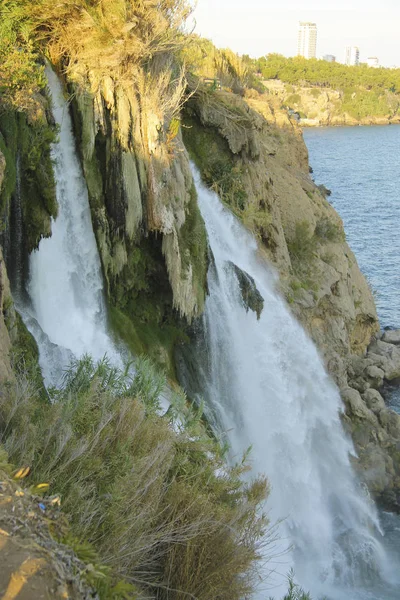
[0,109,57,255]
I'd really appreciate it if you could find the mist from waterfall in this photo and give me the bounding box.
[183,166,400,599]
[17,67,122,386]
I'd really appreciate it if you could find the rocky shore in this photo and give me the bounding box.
[343,329,400,510]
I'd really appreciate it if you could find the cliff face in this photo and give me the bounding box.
[0,154,13,383]
[2,62,399,508]
[0,108,57,260]
[265,79,400,127]
[66,72,208,371]
[183,87,400,508]
[183,89,378,374]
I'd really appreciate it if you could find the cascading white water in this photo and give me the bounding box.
[189,166,400,599]
[19,67,122,386]
[11,66,400,597]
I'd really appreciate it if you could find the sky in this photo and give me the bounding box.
[190,0,400,68]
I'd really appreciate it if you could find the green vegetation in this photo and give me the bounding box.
[287,221,317,268]
[256,54,400,120]
[176,181,209,299]
[0,2,57,251]
[182,37,265,94]
[286,93,301,105]
[183,113,247,207]
[269,570,312,599]
[0,0,45,115]
[315,217,345,243]
[0,356,271,599]
[0,111,57,252]
[257,54,400,92]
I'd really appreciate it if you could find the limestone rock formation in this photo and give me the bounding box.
[183,88,379,378]
[264,80,400,127]
[68,75,208,329]
[181,86,400,509]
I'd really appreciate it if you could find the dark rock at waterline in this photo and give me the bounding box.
[317,183,332,197]
[228,262,264,320]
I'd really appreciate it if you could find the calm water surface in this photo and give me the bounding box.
[303,125,400,329]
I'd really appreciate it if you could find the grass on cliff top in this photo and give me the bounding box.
[0,354,274,600]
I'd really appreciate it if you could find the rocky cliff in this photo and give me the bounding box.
[265,79,400,127]
[1,62,400,510]
[182,85,400,509]
[64,69,208,373]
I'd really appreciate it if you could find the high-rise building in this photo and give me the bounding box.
[297,22,317,59]
[323,54,336,63]
[345,46,360,66]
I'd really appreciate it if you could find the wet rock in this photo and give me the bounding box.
[353,446,393,495]
[317,184,331,197]
[342,387,375,421]
[229,263,264,319]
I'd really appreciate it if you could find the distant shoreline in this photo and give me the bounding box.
[299,118,400,128]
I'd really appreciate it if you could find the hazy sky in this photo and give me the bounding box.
[191,0,400,67]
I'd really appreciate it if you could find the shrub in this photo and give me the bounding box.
[0,1,45,115]
[285,93,301,105]
[287,221,316,269]
[0,355,271,600]
[315,217,345,242]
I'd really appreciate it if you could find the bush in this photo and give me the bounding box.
[315,217,345,242]
[0,355,271,599]
[287,221,316,269]
[310,88,320,99]
[0,1,45,115]
[285,93,301,106]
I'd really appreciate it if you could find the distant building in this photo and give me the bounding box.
[298,22,317,59]
[367,56,380,68]
[345,46,360,66]
[323,54,336,63]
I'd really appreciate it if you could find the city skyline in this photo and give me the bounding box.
[191,1,400,68]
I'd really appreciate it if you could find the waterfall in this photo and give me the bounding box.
[184,166,400,599]
[17,67,122,386]
[10,66,400,597]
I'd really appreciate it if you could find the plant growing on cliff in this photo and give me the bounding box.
[315,217,345,243]
[287,221,317,271]
[0,0,45,115]
[23,0,192,79]
[0,355,272,599]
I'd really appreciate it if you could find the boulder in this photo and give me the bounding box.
[367,340,400,380]
[378,408,400,438]
[382,329,400,345]
[341,387,375,421]
[365,365,385,388]
[353,445,394,495]
[229,262,264,319]
[362,389,386,413]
